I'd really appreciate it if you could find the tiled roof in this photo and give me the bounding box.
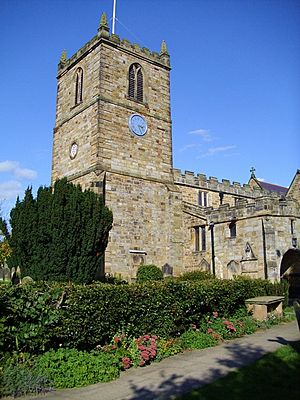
[258,181,288,195]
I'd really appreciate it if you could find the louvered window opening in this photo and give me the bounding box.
[128,64,143,102]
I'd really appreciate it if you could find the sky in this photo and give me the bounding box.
[0,0,299,219]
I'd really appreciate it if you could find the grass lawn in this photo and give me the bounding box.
[179,341,300,400]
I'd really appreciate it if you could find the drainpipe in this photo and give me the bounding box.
[261,219,268,279]
[209,222,216,276]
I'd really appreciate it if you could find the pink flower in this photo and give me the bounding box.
[139,360,146,367]
[122,357,132,369]
[149,349,156,357]
[207,328,214,334]
[111,345,117,350]
[212,311,218,318]
[141,351,150,361]
[114,336,120,343]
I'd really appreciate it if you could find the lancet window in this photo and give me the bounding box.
[75,68,83,105]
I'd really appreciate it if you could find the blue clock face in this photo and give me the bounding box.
[128,114,148,136]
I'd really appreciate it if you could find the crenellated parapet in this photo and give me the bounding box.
[58,12,170,76]
[205,196,300,224]
[173,168,278,198]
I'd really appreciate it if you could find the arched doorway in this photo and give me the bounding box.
[280,249,300,302]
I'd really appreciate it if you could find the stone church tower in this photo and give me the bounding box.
[52,13,183,279]
[52,12,300,290]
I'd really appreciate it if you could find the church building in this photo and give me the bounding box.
[51,13,300,292]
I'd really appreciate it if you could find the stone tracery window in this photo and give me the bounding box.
[75,67,83,105]
[128,63,143,102]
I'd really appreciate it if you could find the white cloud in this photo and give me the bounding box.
[197,145,237,158]
[0,161,17,172]
[178,143,200,153]
[188,129,213,142]
[0,160,37,180]
[0,180,23,200]
[14,167,37,180]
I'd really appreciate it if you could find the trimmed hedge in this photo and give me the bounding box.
[136,264,163,282]
[0,278,287,353]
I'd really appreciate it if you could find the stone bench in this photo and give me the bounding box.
[245,296,285,321]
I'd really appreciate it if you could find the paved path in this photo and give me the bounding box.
[26,321,299,400]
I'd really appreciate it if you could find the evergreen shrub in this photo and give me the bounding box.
[8,179,113,284]
[136,264,163,282]
[0,278,287,353]
[177,270,216,281]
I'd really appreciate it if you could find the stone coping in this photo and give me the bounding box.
[245,296,285,305]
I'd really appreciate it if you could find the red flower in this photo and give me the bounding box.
[114,336,120,343]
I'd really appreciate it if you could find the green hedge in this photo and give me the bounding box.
[0,278,287,354]
[136,264,163,282]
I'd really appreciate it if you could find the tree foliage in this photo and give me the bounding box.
[0,217,11,266]
[8,179,113,283]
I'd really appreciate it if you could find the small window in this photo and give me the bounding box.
[198,191,207,207]
[201,226,206,251]
[75,68,83,105]
[194,225,206,251]
[219,191,224,205]
[194,226,200,252]
[291,219,295,235]
[229,221,237,238]
[128,63,143,102]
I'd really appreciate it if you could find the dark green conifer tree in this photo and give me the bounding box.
[9,188,37,276]
[9,179,113,283]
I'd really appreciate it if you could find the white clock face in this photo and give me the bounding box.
[128,114,148,136]
[70,142,78,159]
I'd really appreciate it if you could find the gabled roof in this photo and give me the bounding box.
[257,181,288,196]
[248,174,288,196]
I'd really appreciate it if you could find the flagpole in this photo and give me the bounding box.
[112,0,117,34]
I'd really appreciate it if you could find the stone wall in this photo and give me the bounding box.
[105,172,183,280]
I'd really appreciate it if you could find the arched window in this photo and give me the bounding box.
[75,68,83,105]
[128,63,143,102]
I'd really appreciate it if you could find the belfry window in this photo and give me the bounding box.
[75,68,83,105]
[128,63,143,102]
